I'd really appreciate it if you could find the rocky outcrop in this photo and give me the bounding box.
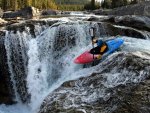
[3,11,20,19]
[39,51,150,113]
[0,8,3,18]
[94,1,150,16]
[0,18,7,27]
[41,10,57,16]
[19,6,40,18]
[3,6,40,19]
[6,19,59,37]
[113,80,150,113]
[87,16,150,39]
[102,15,150,32]
[97,22,149,39]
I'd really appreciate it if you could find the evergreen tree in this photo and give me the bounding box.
[91,0,95,10]
[101,0,111,9]
[130,0,138,4]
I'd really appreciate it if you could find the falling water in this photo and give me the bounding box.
[0,18,150,113]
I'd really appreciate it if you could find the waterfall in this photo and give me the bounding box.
[5,30,32,102]
[27,22,95,112]
[0,21,101,113]
[0,18,150,113]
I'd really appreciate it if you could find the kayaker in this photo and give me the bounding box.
[90,39,108,59]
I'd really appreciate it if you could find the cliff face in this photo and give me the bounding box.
[94,1,150,17]
[38,52,150,113]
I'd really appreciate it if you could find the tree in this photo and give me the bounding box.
[101,0,111,9]
[130,0,138,4]
[91,0,95,10]
[111,0,129,8]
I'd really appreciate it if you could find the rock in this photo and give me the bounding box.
[6,19,58,37]
[3,11,20,19]
[0,18,7,27]
[97,22,148,39]
[87,16,150,39]
[0,8,3,18]
[94,1,150,16]
[19,6,40,19]
[104,15,150,32]
[41,10,57,16]
[113,79,150,113]
[38,52,150,113]
[3,6,40,19]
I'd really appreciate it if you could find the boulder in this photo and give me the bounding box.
[3,6,40,19]
[19,6,40,18]
[94,1,150,16]
[87,16,150,39]
[3,11,20,19]
[104,15,150,32]
[0,18,7,26]
[97,22,149,39]
[38,52,150,113]
[41,10,57,16]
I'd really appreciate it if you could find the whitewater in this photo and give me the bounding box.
[0,16,150,113]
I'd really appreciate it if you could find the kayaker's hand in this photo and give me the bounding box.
[92,39,98,44]
[96,55,102,59]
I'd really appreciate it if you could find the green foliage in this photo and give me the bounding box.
[0,0,101,11]
[130,0,138,4]
[101,0,131,9]
[54,0,90,11]
[0,0,57,11]
[111,0,129,8]
[101,0,112,9]
[58,5,84,11]
[54,0,89,5]
[0,0,144,11]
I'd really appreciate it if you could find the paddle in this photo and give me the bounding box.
[89,27,95,66]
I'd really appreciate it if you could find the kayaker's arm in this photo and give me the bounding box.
[92,39,103,46]
[92,39,98,44]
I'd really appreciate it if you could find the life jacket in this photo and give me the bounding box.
[99,43,108,54]
[90,43,108,55]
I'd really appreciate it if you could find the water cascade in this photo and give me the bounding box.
[0,17,150,113]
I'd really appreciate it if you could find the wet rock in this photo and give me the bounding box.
[86,16,150,39]
[94,1,150,16]
[97,22,148,39]
[113,79,150,113]
[3,11,20,19]
[3,6,40,19]
[6,19,58,37]
[19,6,40,19]
[41,10,57,16]
[39,52,150,113]
[103,15,150,32]
[0,18,7,27]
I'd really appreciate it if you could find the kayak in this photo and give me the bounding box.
[74,38,124,64]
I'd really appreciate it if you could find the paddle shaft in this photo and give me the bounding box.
[90,27,95,66]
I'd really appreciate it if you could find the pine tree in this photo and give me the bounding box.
[91,0,95,10]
